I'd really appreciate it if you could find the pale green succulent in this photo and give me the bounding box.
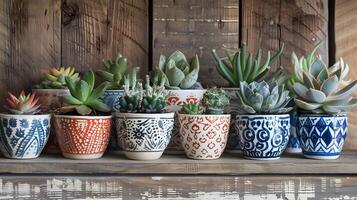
[232,81,293,114]
[202,87,229,114]
[292,44,357,113]
[150,51,201,90]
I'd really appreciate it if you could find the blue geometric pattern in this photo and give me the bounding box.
[0,115,50,159]
[236,115,290,159]
[297,114,347,158]
[286,112,302,152]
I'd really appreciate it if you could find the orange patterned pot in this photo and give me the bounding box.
[53,115,112,159]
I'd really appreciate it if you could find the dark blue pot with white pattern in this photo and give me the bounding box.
[0,114,51,159]
[236,114,290,160]
[100,90,124,152]
[115,112,175,160]
[285,112,302,153]
[297,113,348,160]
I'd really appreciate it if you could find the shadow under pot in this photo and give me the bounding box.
[53,115,112,159]
[115,112,175,160]
[236,114,290,160]
[296,113,347,160]
[178,114,230,160]
[0,114,51,159]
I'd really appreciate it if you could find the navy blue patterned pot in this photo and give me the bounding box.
[0,114,51,159]
[285,112,302,153]
[115,112,175,160]
[236,114,290,160]
[100,90,124,152]
[297,113,348,159]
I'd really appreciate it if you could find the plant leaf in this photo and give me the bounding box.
[306,88,326,103]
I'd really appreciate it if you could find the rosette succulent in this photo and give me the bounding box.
[180,103,203,115]
[232,81,293,114]
[212,43,284,87]
[150,51,201,90]
[34,67,79,89]
[202,87,229,114]
[6,91,41,115]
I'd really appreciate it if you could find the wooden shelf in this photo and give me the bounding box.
[1,151,357,175]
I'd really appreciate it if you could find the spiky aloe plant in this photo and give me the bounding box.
[150,51,201,90]
[60,70,111,115]
[6,91,41,115]
[180,102,203,115]
[291,44,357,113]
[202,87,229,114]
[212,43,284,87]
[34,67,80,89]
[232,81,293,114]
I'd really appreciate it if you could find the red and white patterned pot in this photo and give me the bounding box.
[53,115,112,159]
[165,89,205,154]
[178,114,230,160]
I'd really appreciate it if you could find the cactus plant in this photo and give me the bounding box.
[291,44,357,113]
[212,43,284,87]
[6,91,41,115]
[150,51,201,90]
[202,87,230,114]
[34,67,80,89]
[60,70,111,115]
[180,102,204,115]
[232,81,293,114]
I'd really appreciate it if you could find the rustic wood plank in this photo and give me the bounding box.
[1,151,357,175]
[335,0,357,150]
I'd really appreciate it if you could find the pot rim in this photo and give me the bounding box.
[32,88,69,92]
[104,89,124,92]
[167,89,206,92]
[115,112,175,118]
[236,113,290,117]
[178,113,231,117]
[297,112,348,117]
[54,114,112,119]
[0,113,51,118]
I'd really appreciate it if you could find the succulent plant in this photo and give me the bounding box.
[291,44,357,113]
[212,43,284,87]
[202,87,229,114]
[232,81,293,114]
[6,91,41,115]
[119,75,169,113]
[96,53,139,90]
[180,102,203,115]
[34,67,80,89]
[150,51,201,90]
[60,70,111,115]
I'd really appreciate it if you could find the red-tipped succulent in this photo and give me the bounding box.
[6,91,41,115]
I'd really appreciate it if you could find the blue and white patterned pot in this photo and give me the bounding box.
[115,112,175,160]
[100,90,124,152]
[297,113,348,159]
[0,114,51,159]
[236,114,290,160]
[285,112,302,153]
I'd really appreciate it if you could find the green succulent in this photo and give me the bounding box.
[34,67,79,89]
[150,51,201,90]
[232,81,293,114]
[96,53,138,89]
[180,102,203,115]
[60,70,111,115]
[202,87,229,114]
[212,43,284,87]
[291,44,357,113]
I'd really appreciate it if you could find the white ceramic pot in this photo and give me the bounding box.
[115,112,175,160]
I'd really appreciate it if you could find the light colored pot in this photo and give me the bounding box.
[223,88,241,153]
[297,113,347,160]
[54,115,112,159]
[115,112,174,160]
[178,114,230,160]
[0,113,51,159]
[236,114,290,160]
[165,89,205,154]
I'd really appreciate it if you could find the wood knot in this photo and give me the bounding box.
[62,1,79,26]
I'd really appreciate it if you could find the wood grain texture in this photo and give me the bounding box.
[1,151,357,175]
[335,0,357,150]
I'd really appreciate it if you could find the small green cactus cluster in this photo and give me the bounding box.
[6,91,41,115]
[119,75,169,113]
[180,103,203,115]
[34,67,80,89]
[150,51,201,90]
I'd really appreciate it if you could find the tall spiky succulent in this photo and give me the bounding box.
[180,102,203,115]
[150,51,201,90]
[60,70,111,115]
[202,87,229,114]
[291,44,357,113]
[6,91,41,115]
[34,67,79,89]
[212,43,284,87]
[232,81,293,114]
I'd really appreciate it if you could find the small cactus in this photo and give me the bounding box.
[202,87,229,114]
[180,102,203,115]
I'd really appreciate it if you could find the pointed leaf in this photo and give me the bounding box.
[83,70,95,92]
[63,95,82,105]
[166,60,185,87]
[294,98,322,110]
[96,70,114,82]
[76,105,92,116]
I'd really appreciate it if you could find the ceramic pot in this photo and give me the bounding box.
[236,114,290,160]
[178,114,230,160]
[297,113,347,160]
[0,114,51,159]
[33,89,70,153]
[54,115,112,159]
[115,112,174,160]
[100,90,124,152]
[165,89,205,154]
[285,112,302,153]
[223,88,241,152]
